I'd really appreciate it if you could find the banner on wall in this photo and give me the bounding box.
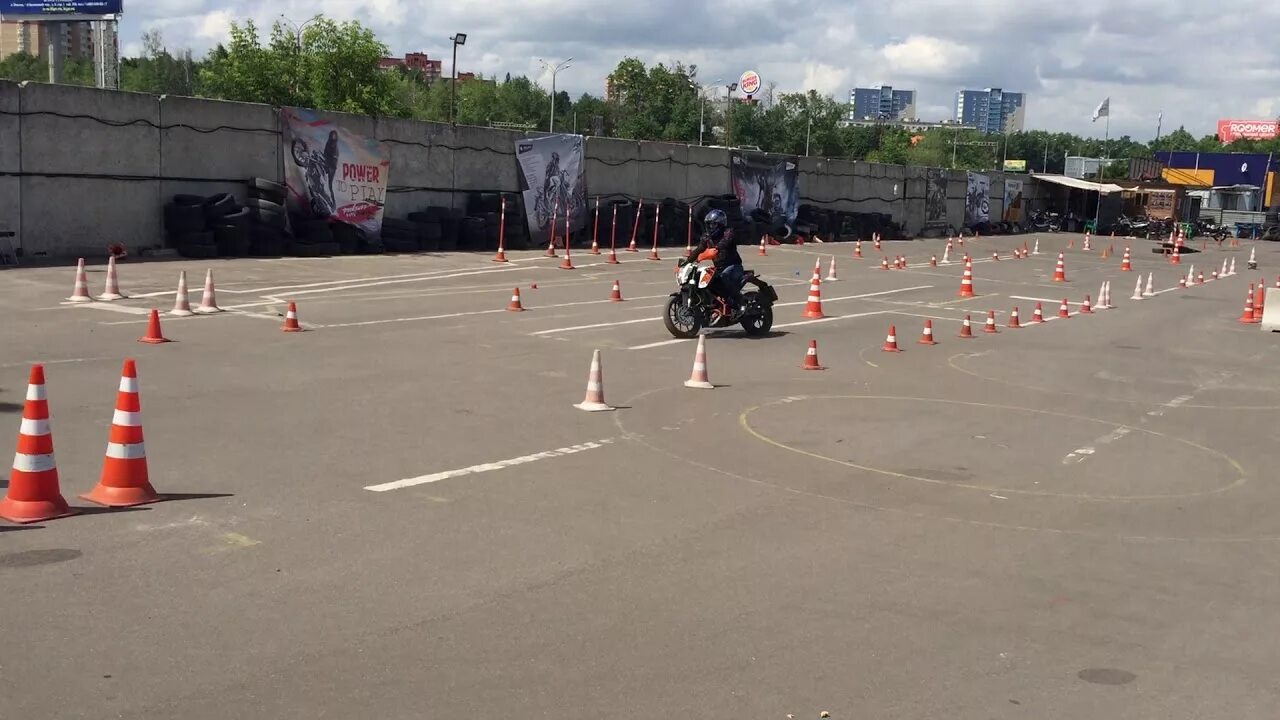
[965,171,990,227]
[515,134,587,246]
[730,152,799,225]
[282,107,390,239]
[925,169,948,225]
[1003,179,1024,222]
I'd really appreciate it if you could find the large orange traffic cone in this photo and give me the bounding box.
[67,258,92,302]
[1007,306,1022,328]
[507,287,526,311]
[802,277,826,319]
[918,319,937,345]
[1120,247,1132,271]
[958,314,974,338]
[0,365,75,523]
[683,335,714,389]
[574,349,615,411]
[983,310,999,333]
[958,258,976,297]
[1052,252,1067,282]
[80,359,159,507]
[139,309,171,344]
[98,254,125,300]
[282,302,303,331]
[1239,284,1258,323]
[1032,302,1045,323]
[194,269,223,313]
[609,280,624,302]
[881,325,902,352]
[170,270,194,316]
[802,340,825,370]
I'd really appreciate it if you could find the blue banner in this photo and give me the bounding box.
[0,1,122,15]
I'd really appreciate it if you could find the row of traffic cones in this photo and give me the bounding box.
[1,360,159,524]
[506,281,627,312]
[133,301,304,343]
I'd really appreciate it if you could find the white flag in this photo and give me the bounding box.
[1092,97,1110,122]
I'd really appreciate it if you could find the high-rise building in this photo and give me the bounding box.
[848,85,917,121]
[0,20,95,60]
[954,88,1025,133]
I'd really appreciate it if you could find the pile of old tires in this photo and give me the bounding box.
[164,192,251,259]
[464,192,527,250]
[246,178,289,256]
[599,197,696,250]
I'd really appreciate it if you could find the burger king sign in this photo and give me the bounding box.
[739,70,761,96]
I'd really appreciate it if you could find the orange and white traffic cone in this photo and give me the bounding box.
[683,335,714,389]
[801,340,825,370]
[958,258,976,297]
[930,254,938,267]
[1032,239,1040,255]
[545,235,558,258]
[825,255,838,282]
[1120,247,1132,271]
[759,236,768,256]
[1197,270,1205,285]
[0,364,75,523]
[1083,231,1091,251]
[1052,252,1067,282]
[169,271,194,316]
[881,257,890,271]
[874,236,881,251]
[282,302,303,331]
[992,251,1000,262]
[897,255,907,269]
[1058,299,1071,318]
[1239,284,1258,323]
[139,309,171,344]
[802,277,825,319]
[958,314,975,338]
[1170,244,1181,265]
[507,287,526,312]
[609,280,624,302]
[1080,295,1093,314]
[574,349,615,411]
[882,325,902,352]
[1178,274,1187,289]
[194,269,222,313]
[811,257,822,282]
[1255,283,1266,318]
[98,254,125,300]
[606,246,620,264]
[853,240,863,259]
[918,319,938,345]
[1033,303,1046,323]
[983,310,999,333]
[1007,306,1022,328]
[67,258,92,302]
[1143,273,1155,297]
[80,359,159,507]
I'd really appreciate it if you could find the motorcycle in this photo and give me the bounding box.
[1029,210,1061,233]
[663,259,778,339]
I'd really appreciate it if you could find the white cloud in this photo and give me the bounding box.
[114,0,1280,138]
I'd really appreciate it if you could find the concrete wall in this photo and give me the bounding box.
[0,80,1049,258]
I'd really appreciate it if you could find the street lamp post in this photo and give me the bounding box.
[690,79,722,146]
[805,116,813,156]
[724,81,738,147]
[449,33,467,126]
[280,14,322,99]
[538,57,573,133]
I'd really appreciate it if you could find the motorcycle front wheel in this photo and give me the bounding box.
[663,295,702,339]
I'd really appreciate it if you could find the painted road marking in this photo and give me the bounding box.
[773,284,934,308]
[627,310,892,350]
[365,437,619,491]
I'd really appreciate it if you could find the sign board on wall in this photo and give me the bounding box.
[1217,119,1279,143]
[281,107,390,239]
[0,0,122,17]
[738,71,761,96]
[1002,159,1027,172]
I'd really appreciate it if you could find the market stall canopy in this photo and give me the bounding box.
[1030,173,1125,194]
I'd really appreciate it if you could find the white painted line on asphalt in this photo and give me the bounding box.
[1062,425,1134,464]
[319,308,509,328]
[626,310,894,350]
[0,356,111,369]
[68,302,152,315]
[530,316,658,335]
[774,284,934,308]
[1009,295,1083,305]
[216,266,524,294]
[366,437,620,491]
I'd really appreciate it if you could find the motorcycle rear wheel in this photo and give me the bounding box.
[739,292,773,336]
[663,296,702,339]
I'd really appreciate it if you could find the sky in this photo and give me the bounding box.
[120,0,1280,140]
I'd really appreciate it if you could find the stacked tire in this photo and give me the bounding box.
[164,194,213,258]
[380,218,423,254]
[406,207,448,252]
[247,177,289,256]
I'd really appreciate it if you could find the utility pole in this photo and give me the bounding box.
[724,81,738,147]
[280,14,321,100]
[449,34,467,125]
[538,57,573,133]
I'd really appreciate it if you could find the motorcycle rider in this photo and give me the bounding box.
[687,208,745,318]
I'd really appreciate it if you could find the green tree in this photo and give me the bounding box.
[605,57,700,142]
[0,51,93,86]
[572,93,608,136]
[119,30,202,96]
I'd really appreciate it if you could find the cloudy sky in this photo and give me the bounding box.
[121,0,1279,139]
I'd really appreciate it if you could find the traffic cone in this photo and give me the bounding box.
[942,244,952,264]
[881,256,890,271]
[559,252,576,270]
[1080,295,1094,314]
[1255,283,1266,317]
[590,233,601,255]
[958,258,976,297]
[1058,299,1071,318]
[1143,273,1155,297]
[683,335,714,389]
[1229,257,1237,276]
[545,236,558,258]
[1239,284,1258,323]
[1120,247,1132,271]
[606,246,620,264]
[802,277,825,319]
[139,309,171,343]
[853,240,862,258]
[67,258,92,302]
[507,287,526,311]
[958,314,974,338]
[281,302,303,331]
[1178,275,1187,289]
[1032,239,1040,255]
[1067,238,1074,249]
[759,236,768,256]
[801,340,825,370]
[1052,252,1067,282]
[574,349,614,411]
[0,365,75,523]
[881,325,902,352]
[1103,281,1115,309]
[918,319,938,345]
[1197,270,1205,285]
[812,257,822,282]
[1248,246,1257,267]
[609,280,624,302]
[494,200,510,261]
[992,251,1000,262]
[1186,264,1196,286]
[983,310,999,333]
[1083,231,1091,251]
[826,256,838,281]
[492,244,508,262]
[1007,306,1022,328]
[79,359,159,507]
[1096,282,1108,310]
[169,271,194,316]
[874,236,881,251]
[1132,277,1144,300]
[1033,303,1045,323]
[193,270,222,313]
[1170,245,1181,265]
[98,254,125,300]
[1220,259,1229,278]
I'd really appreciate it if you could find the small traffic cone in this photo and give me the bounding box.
[683,335,714,389]
[958,315,975,338]
[1143,273,1155,297]
[1229,257,1237,276]
[559,252,576,270]
[957,236,964,248]
[930,254,938,267]
[80,359,159,507]
[898,255,908,269]
[802,277,826,319]
[759,236,768,256]
[1220,259,1229,278]
[1052,252,1067,282]
[1032,303,1045,323]
[1239,284,1258,323]
[545,236,558,258]
[826,256,838,281]
[0,365,75,523]
[574,349,615,411]
[853,240,863,259]
[609,280,624,302]
[881,325,902,352]
[98,254,125,300]
[943,241,953,264]
[67,258,92,302]
[1083,231,1091,251]
[983,310,999,333]
[1007,306,1022,328]
[492,244,508,262]
[992,251,1000,262]
[169,271,194,316]
[1032,239,1040,255]
[648,245,661,261]
[1248,246,1257,268]
[1186,264,1196,286]
[958,258,976,297]
[1058,299,1071,318]
[811,257,822,282]
[194,269,222,313]
[1080,295,1094,314]
[139,309,171,343]
[801,340,825,370]
[1120,247,1132,271]
[874,236,881,251]
[1255,283,1266,317]
[606,246,620,264]
[1067,238,1074,249]
[281,302,303,331]
[1196,270,1205,285]
[1178,274,1187,289]
[1211,269,1219,280]
[881,257,890,271]
[1132,276,1145,300]
[918,319,938,345]
[1170,245,1181,265]
[589,235,601,255]
[507,288,526,312]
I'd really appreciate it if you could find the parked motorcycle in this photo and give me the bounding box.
[1029,210,1061,233]
[663,259,778,339]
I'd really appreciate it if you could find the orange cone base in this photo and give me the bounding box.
[80,483,159,507]
[283,324,304,333]
[559,257,576,270]
[648,250,661,261]
[138,335,172,344]
[0,493,76,524]
[492,251,509,262]
[606,252,620,264]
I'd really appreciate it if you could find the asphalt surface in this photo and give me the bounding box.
[1,233,1278,719]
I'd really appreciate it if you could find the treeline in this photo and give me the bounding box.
[1,16,1274,173]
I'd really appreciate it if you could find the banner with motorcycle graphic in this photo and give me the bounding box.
[281,107,391,238]
[515,134,588,246]
[965,171,990,227]
[730,152,799,225]
[1002,179,1024,223]
[925,168,948,225]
